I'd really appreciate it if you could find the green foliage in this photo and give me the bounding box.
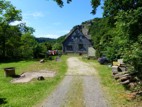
[20,33,38,59]
[91,0,100,14]
[89,1,142,78]
[103,0,142,17]
[0,0,45,60]
[45,42,52,50]
[52,42,62,50]
[56,35,66,43]
[52,0,101,14]
[33,43,45,58]
[0,0,22,24]
[89,18,113,58]
[52,35,65,50]
[113,7,142,76]
[0,0,22,60]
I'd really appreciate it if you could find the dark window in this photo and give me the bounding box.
[79,44,83,50]
[67,45,73,51]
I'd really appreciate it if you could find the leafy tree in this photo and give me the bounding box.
[5,26,22,59]
[89,18,113,58]
[56,35,66,44]
[20,33,38,59]
[33,43,47,58]
[103,0,142,17]
[113,7,142,76]
[0,0,22,59]
[45,42,52,50]
[52,43,62,50]
[52,0,100,14]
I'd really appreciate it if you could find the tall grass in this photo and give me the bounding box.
[0,56,68,107]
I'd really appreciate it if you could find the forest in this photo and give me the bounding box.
[88,0,142,79]
[0,0,65,61]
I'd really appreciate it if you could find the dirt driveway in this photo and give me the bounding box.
[41,57,109,107]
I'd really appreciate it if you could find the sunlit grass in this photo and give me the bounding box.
[0,56,68,107]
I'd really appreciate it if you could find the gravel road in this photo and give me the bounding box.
[41,57,109,107]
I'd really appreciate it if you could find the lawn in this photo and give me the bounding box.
[82,58,142,107]
[0,55,68,107]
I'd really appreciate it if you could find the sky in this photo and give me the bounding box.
[9,0,103,38]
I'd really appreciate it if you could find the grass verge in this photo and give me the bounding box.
[0,55,68,107]
[62,76,84,107]
[82,58,142,107]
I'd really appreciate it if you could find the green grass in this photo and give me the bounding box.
[62,76,84,107]
[0,56,68,107]
[82,59,142,107]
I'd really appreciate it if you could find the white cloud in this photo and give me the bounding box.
[9,20,31,26]
[10,21,22,26]
[10,21,26,26]
[23,12,44,18]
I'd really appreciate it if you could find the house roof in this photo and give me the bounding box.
[63,25,91,43]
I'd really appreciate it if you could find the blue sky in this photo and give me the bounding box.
[9,0,103,38]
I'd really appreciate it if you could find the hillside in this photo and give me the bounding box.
[35,37,56,43]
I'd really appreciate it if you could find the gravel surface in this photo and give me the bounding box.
[83,76,108,107]
[42,76,73,107]
[11,70,55,83]
[41,57,109,107]
[66,57,96,76]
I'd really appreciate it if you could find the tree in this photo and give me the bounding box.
[20,33,38,59]
[0,0,22,59]
[113,7,142,76]
[5,26,22,59]
[52,43,62,50]
[52,0,100,14]
[33,43,47,58]
[103,0,142,17]
[89,17,113,58]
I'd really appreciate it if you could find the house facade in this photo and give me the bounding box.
[62,25,92,53]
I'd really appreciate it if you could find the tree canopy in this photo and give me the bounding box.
[53,0,100,14]
[0,0,46,60]
[88,0,142,78]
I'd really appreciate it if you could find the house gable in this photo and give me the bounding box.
[62,26,92,53]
